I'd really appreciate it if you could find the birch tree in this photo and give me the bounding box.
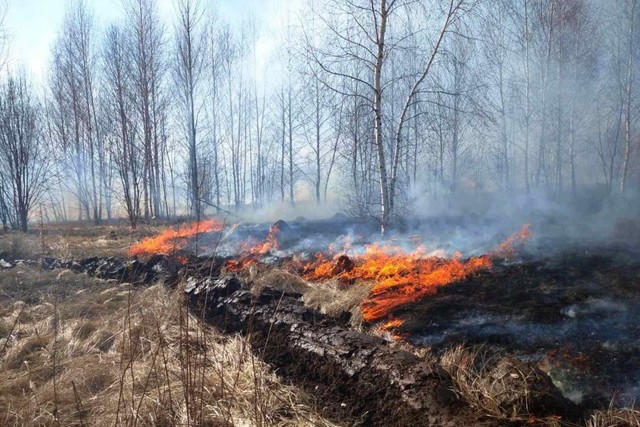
[311,0,472,234]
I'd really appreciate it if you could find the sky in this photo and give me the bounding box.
[3,0,298,84]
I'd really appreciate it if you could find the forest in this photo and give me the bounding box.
[0,0,639,233]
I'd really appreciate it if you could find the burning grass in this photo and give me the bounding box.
[225,223,532,327]
[286,243,496,328]
[0,264,338,427]
[0,221,177,260]
[4,219,639,425]
[129,219,223,257]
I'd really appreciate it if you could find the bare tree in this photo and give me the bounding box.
[310,0,471,234]
[103,25,142,227]
[124,0,167,218]
[618,0,639,192]
[0,74,50,232]
[206,17,223,212]
[174,0,206,219]
[300,57,344,204]
[49,0,103,224]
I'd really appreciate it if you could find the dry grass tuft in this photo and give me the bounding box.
[0,318,11,337]
[303,280,373,328]
[441,345,562,422]
[251,267,313,296]
[240,265,373,329]
[4,335,51,369]
[587,407,640,427]
[0,235,37,259]
[0,265,339,427]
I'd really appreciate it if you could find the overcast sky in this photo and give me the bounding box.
[4,0,298,83]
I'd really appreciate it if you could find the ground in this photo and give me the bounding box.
[1,221,639,426]
[0,223,336,427]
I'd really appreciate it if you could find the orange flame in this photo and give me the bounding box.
[224,223,282,271]
[381,318,404,330]
[129,220,222,257]
[238,223,281,255]
[492,224,531,258]
[361,254,491,322]
[134,221,531,328]
[298,225,532,323]
[250,224,280,255]
[225,258,258,272]
[302,243,492,322]
[380,318,406,341]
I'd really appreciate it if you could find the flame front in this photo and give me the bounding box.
[492,224,531,258]
[129,220,222,257]
[226,223,282,271]
[303,244,492,322]
[247,223,280,255]
[134,220,531,328]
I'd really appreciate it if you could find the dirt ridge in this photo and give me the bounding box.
[186,276,581,426]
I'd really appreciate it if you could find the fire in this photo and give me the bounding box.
[297,225,532,323]
[379,318,406,341]
[381,318,404,330]
[224,223,283,271]
[129,220,222,257]
[225,258,258,272]
[493,224,531,258]
[132,219,532,329]
[243,223,280,255]
[303,253,354,281]
[361,254,491,321]
[302,243,492,322]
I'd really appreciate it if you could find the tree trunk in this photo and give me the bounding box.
[374,0,390,236]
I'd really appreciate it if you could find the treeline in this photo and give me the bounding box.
[0,0,639,233]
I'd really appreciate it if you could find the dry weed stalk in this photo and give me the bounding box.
[0,267,338,427]
[587,405,640,427]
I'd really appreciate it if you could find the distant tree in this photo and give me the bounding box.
[103,25,142,228]
[174,0,206,220]
[0,0,10,229]
[0,74,50,232]
[300,59,343,204]
[616,0,639,192]
[124,0,167,219]
[205,18,223,212]
[49,0,104,224]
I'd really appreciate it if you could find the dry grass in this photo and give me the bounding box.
[441,345,512,418]
[441,346,640,426]
[303,280,373,328]
[0,221,172,260]
[0,265,339,427]
[587,407,640,427]
[249,267,313,296]
[441,345,562,423]
[236,265,373,329]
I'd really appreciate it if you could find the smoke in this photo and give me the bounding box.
[225,200,343,224]
[406,180,640,256]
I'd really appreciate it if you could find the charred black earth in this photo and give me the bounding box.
[393,246,640,407]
